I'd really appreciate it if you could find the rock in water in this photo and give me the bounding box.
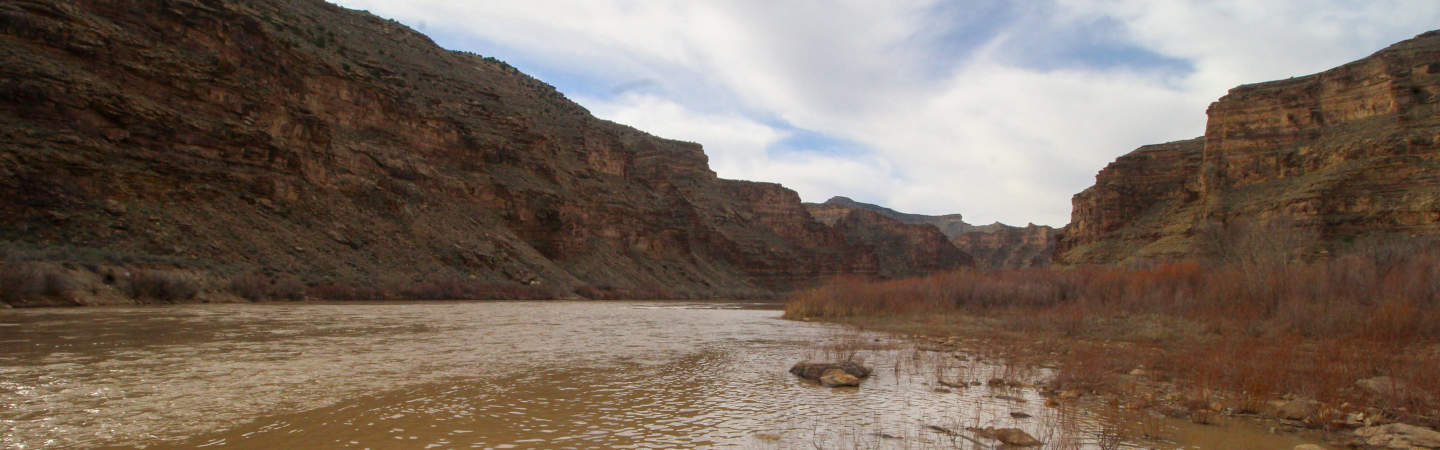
[996,428,1044,447]
[968,427,1043,447]
[1354,423,1440,449]
[819,369,861,387]
[789,361,872,381]
[790,361,871,388]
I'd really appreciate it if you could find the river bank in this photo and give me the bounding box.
[782,251,1440,448]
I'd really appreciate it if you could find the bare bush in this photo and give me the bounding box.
[0,262,76,304]
[229,273,306,301]
[785,240,1440,420]
[126,270,200,302]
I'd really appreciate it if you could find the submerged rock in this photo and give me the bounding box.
[819,369,861,387]
[969,427,1044,447]
[789,361,872,382]
[1354,423,1440,449]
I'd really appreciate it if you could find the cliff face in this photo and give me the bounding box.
[803,204,974,278]
[951,224,1059,269]
[815,196,979,236]
[1059,31,1440,264]
[1057,138,1206,264]
[807,197,1055,269]
[0,0,915,302]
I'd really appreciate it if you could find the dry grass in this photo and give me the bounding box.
[784,240,1440,426]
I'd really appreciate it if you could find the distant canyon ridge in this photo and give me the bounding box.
[1,0,1437,304]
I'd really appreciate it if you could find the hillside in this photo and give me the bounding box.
[0,0,963,304]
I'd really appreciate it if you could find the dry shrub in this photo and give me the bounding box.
[0,262,76,304]
[229,273,306,301]
[788,239,1440,341]
[574,285,677,300]
[785,238,1440,418]
[126,270,200,302]
[400,278,554,300]
[308,283,387,300]
[1053,345,1125,393]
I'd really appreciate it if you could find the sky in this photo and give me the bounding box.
[330,0,1440,226]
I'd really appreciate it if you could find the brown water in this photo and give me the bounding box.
[0,302,1325,449]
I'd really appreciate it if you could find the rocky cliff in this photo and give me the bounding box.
[0,0,947,304]
[803,203,973,277]
[807,197,1055,268]
[951,224,1059,269]
[814,196,981,237]
[1057,138,1206,263]
[1058,30,1440,264]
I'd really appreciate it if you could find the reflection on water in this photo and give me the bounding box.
[0,302,1322,448]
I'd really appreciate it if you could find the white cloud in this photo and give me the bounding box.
[332,0,1440,226]
[577,92,900,204]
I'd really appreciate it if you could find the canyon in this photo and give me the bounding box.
[3,0,1438,306]
[0,0,967,304]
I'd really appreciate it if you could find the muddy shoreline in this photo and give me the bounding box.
[792,312,1440,449]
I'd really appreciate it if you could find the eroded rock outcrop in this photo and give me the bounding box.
[805,203,974,278]
[807,197,1055,268]
[0,0,927,302]
[1059,30,1440,264]
[1057,138,1206,264]
[951,223,1059,268]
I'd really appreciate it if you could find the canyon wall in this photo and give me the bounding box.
[1059,30,1440,264]
[804,202,974,277]
[807,197,1055,269]
[0,0,950,303]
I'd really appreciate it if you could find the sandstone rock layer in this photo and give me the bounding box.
[0,0,947,301]
[808,197,1054,268]
[1059,31,1440,264]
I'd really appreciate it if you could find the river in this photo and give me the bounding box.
[0,301,1325,448]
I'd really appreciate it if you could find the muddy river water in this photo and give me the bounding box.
[1,301,1325,448]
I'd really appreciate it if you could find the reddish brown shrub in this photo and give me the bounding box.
[126,270,200,302]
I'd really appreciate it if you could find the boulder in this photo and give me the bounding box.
[1271,398,1321,420]
[790,361,872,381]
[1354,423,1440,449]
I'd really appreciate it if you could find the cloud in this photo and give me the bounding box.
[331,0,1440,226]
[577,92,900,204]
